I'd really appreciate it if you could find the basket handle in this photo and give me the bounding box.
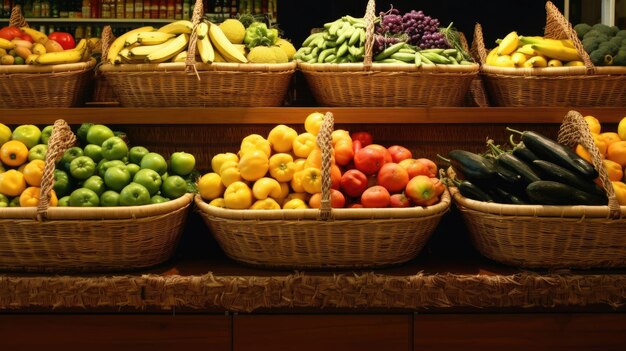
[38,120,77,221]
[544,1,595,74]
[185,0,203,78]
[557,110,621,219]
[471,23,487,65]
[362,0,376,69]
[100,25,115,63]
[9,5,28,28]
[316,112,335,220]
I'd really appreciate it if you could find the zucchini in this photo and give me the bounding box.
[525,181,608,206]
[511,141,540,167]
[458,180,494,202]
[442,150,498,184]
[531,160,606,197]
[495,152,541,186]
[490,187,529,205]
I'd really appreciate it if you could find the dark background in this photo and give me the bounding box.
[277,0,566,49]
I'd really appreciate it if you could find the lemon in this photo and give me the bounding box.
[275,38,296,60]
[0,123,11,146]
[246,46,277,63]
[584,115,601,134]
[219,19,246,44]
[198,172,225,201]
[618,116,626,141]
[270,46,288,63]
[304,112,325,135]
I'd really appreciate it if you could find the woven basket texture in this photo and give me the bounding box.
[474,1,626,107]
[298,0,479,107]
[0,6,95,108]
[449,110,626,269]
[0,120,193,273]
[195,112,451,269]
[98,0,295,107]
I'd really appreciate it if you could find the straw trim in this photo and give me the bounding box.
[298,62,479,73]
[1,271,625,312]
[100,61,296,73]
[0,59,96,74]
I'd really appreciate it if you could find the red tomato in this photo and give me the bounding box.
[430,177,445,197]
[352,139,362,154]
[340,169,368,198]
[365,144,392,163]
[48,32,76,50]
[398,158,431,178]
[351,131,373,147]
[309,189,346,208]
[387,145,413,163]
[389,193,411,208]
[417,158,438,178]
[377,162,410,193]
[20,33,34,43]
[353,147,386,175]
[0,26,24,40]
[361,185,391,208]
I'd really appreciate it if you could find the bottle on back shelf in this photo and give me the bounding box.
[125,0,134,18]
[134,0,143,19]
[166,0,174,19]
[182,0,190,19]
[102,1,111,18]
[116,0,125,18]
[174,0,182,19]
[150,0,158,19]
[159,0,166,19]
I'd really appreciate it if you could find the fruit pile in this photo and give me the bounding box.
[0,25,95,65]
[0,122,197,208]
[294,8,472,66]
[444,115,626,206]
[486,31,583,67]
[107,17,295,65]
[198,112,445,209]
[574,23,626,66]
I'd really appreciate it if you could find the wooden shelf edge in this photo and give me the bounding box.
[2,107,626,125]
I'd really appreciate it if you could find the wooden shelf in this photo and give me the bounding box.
[2,107,626,125]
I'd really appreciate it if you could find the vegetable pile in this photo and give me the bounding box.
[574,23,626,66]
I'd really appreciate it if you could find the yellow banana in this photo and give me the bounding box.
[0,38,16,50]
[146,33,189,63]
[196,22,209,40]
[157,20,194,35]
[208,22,247,63]
[511,52,528,66]
[548,59,563,67]
[20,27,48,44]
[519,36,575,48]
[523,55,548,68]
[492,55,515,67]
[485,47,499,65]
[197,34,215,63]
[516,44,536,56]
[172,51,188,62]
[530,43,580,62]
[136,32,176,45]
[565,60,584,67]
[25,54,39,64]
[74,38,87,50]
[497,31,519,56]
[35,48,84,64]
[106,26,154,64]
[129,38,175,57]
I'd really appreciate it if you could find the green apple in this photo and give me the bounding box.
[133,168,162,196]
[161,175,187,199]
[128,146,149,165]
[53,169,72,197]
[86,124,114,146]
[101,136,129,161]
[100,190,120,207]
[140,152,168,175]
[58,196,71,207]
[69,188,100,207]
[0,193,9,207]
[125,163,140,178]
[0,123,11,146]
[11,124,41,149]
[119,182,151,206]
[104,166,131,192]
[150,195,169,204]
[97,159,126,178]
[83,144,103,164]
[59,146,83,172]
[83,175,106,197]
[28,144,48,161]
[169,151,196,176]
[9,197,20,207]
[69,156,96,180]
[40,125,54,145]
[76,122,94,144]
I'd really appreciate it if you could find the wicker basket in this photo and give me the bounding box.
[0,6,96,108]
[0,120,194,273]
[98,0,296,107]
[475,1,626,107]
[449,110,626,269]
[298,0,479,107]
[195,112,451,269]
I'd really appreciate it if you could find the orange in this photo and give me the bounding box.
[584,115,601,134]
[612,181,626,206]
[607,141,626,167]
[603,159,624,182]
[22,159,45,187]
[601,132,621,146]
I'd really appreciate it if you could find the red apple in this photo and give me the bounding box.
[340,169,368,198]
[354,147,386,175]
[405,175,437,206]
[377,162,409,193]
[389,193,411,208]
[388,145,413,163]
[398,158,430,178]
[417,158,438,178]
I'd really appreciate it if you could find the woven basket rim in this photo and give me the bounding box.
[298,61,479,73]
[195,189,451,220]
[99,61,297,73]
[0,192,194,220]
[481,64,626,77]
[0,58,96,74]
[450,187,626,219]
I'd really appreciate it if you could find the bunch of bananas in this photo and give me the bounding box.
[486,31,584,68]
[0,27,95,66]
[106,19,248,65]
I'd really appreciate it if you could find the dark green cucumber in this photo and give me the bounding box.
[511,142,540,167]
[507,128,598,180]
[495,152,541,186]
[525,181,608,206]
[458,180,494,202]
[491,187,529,205]
[531,159,606,197]
[447,150,497,184]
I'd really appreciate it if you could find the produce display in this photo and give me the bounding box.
[444,116,626,206]
[106,16,295,65]
[198,112,445,209]
[293,8,472,65]
[486,30,584,67]
[574,23,626,66]
[0,25,96,65]
[0,122,198,208]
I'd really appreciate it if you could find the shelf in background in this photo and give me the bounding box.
[2,107,626,125]
[0,17,174,23]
